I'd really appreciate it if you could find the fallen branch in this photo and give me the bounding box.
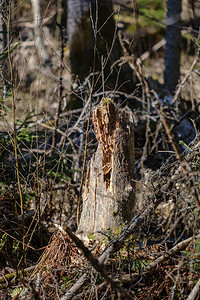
[61,273,88,300]
[187,278,200,300]
[71,281,106,300]
[62,226,134,300]
[71,274,139,300]
[59,198,162,299]
[144,233,200,272]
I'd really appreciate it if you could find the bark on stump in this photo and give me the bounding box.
[77,99,135,240]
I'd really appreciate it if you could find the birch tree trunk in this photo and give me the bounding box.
[31,0,49,64]
[77,99,135,240]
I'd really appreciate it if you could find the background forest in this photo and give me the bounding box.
[0,0,200,299]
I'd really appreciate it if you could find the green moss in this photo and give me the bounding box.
[9,287,23,298]
[88,233,95,240]
[101,97,114,106]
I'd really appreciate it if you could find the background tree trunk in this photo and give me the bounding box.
[0,0,7,52]
[77,100,135,240]
[67,0,134,99]
[164,0,182,94]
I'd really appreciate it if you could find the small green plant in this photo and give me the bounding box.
[9,287,23,298]
[12,239,20,254]
[0,234,7,251]
[179,140,200,166]
[131,258,147,273]
[195,237,200,253]
[181,243,200,272]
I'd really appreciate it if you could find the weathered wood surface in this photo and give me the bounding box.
[77,99,135,239]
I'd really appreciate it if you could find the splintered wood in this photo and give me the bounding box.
[93,99,120,188]
[77,99,135,240]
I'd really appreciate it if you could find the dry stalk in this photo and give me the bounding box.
[7,0,25,273]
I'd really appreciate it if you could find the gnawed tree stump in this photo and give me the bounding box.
[77,99,135,239]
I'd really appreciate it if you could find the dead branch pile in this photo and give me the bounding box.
[29,231,82,299]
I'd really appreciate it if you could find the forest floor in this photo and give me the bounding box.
[0,1,200,299]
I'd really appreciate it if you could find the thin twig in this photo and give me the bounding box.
[173,46,200,103]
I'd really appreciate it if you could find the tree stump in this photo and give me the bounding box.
[77,99,135,239]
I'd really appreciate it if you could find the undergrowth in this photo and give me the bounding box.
[0,1,200,299]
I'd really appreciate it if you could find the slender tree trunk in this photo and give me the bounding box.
[30,0,49,64]
[77,99,135,240]
[164,0,182,94]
